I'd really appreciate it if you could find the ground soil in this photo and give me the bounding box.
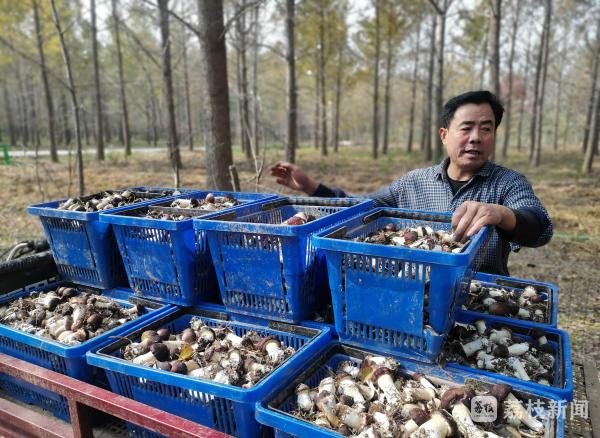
[1,144,598,364]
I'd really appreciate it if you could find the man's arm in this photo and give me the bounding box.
[452,174,552,247]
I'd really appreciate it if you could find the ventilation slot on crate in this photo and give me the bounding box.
[57,264,101,284]
[132,278,182,299]
[45,217,86,232]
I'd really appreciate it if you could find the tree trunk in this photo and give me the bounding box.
[502,0,520,158]
[152,95,159,146]
[372,0,381,160]
[111,0,131,156]
[433,1,448,162]
[285,0,297,163]
[489,0,501,161]
[332,41,344,153]
[421,13,436,161]
[235,1,252,160]
[319,2,327,157]
[582,67,600,173]
[313,72,320,150]
[531,0,552,167]
[251,4,260,158]
[382,8,393,156]
[407,19,421,153]
[16,63,30,146]
[197,0,233,190]
[552,34,567,151]
[2,84,16,146]
[516,33,531,151]
[60,91,71,145]
[582,19,600,171]
[91,0,105,160]
[479,32,488,89]
[33,0,58,162]
[529,21,544,160]
[158,0,181,187]
[50,0,84,195]
[28,75,41,148]
[582,18,600,155]
[181,29,194,151]
[145,93,152,146]
[82,101,90,146]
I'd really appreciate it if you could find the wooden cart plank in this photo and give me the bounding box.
[583,358,600,438]
[0,396,73,438]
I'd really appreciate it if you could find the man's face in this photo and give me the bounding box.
[440,103,496,179]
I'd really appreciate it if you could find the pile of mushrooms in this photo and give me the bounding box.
[141,193,240,220]
[291,355,546,437]
[353,224,466,253]
[58,189,179,212]
[464,282,548,323]
[122,317,294,388]
[0,287,141,346]
[444,320,555,386]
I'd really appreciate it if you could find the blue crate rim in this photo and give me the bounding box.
[87,306,331,403]
[99,191,278,230]
[312,207,490,266]
[0,279,173,359]
[255,341,564,438]
[27,186,206,221]
[193,197,374,237]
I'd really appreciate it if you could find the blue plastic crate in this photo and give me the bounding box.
[100,191,277,306]
[0,279,175,423]
[462,272,558,327]
[86,306,332,438]
[312,207,489,362]
[196,197,373,323]
[255,341,565,438]
[445,312,573,401]
[27,186,199,289]
[0,279,175,382]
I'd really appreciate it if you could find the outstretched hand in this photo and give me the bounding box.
[451,201,516,242]
[270,162,319,195]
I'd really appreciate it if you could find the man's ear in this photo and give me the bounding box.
[439,127,448,144]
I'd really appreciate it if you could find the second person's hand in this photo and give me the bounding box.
[270,162,320,195]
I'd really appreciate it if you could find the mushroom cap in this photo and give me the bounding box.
[488,383,513,403]
[370,367,393,385]
[156,327,171,341]
[493,344,510,358]
[170,360,188,374]
[489,302,513,316]
[150,342,170,362]
[256,335,279,351]
[409,407,431,425]
[181,328,197,343]
[440,387,474,411]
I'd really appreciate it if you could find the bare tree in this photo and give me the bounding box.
[552,31,568,151]
[285,0,297,163]
[582,17,600,155]
[582,18,600,173]
[318,1,327,156]
[332,23,346,154]
[32,0,58,162]
[234,0,252,159]
[502,0,520,158]
[372,0,381,159]
[181,26,194,151]
[158,0,181,187]
[197,0,234,190]
[489,0,501,161]
[516,32,531,151]
[407,18,422,153]
[531,0,552,167]
[429,0,452,162]
[421,13,436,161]
[91,0,105,160]
[111,0,132,156]
[251,4,260,158]
[2,84,16,146]
[50,0,84,194]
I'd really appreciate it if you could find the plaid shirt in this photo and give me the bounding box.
[321,158,552,275]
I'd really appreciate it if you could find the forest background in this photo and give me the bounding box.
[0,0,598,363]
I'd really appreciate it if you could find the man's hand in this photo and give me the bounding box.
[451,201,516,242]
[270,162,320,195]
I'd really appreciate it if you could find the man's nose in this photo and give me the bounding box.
[469,128,481,143]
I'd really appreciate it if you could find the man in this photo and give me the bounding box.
[270,90,552,275]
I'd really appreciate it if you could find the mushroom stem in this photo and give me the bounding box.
[451,403,501,438]
[504,393,544,432]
